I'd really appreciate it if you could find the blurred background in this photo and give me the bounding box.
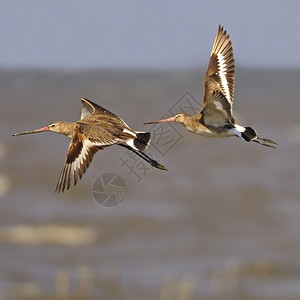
[1,1,300,299]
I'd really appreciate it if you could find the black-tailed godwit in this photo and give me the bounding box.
[13,98,167,192]
[144,26,277,148]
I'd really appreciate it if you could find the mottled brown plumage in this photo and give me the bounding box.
[144,25,277,148]
[13,98,167,192]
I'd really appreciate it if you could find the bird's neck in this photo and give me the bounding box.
[181,114,199,131]
[57,122,76,138]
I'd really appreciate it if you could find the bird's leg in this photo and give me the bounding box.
[252,136,277,149]
[118,144,167,171]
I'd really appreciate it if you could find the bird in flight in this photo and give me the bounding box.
[144,26,277,149]
[13,98,167,192]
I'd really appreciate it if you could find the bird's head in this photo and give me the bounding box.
[13,121,73,138]
[47,121,69,134]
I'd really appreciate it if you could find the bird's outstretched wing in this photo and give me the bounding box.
[80,98,121,120]
[80,98,131,128]
[55,126,120,193]
[202,25,235,111]
[200,90,235,127]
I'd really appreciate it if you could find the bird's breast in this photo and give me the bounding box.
[188,124,235,138]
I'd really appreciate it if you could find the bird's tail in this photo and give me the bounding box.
[235,125,277,149]
[241,126,257,142]
[133,132,151,152]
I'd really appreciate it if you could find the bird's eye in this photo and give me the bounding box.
[50,124,55,128]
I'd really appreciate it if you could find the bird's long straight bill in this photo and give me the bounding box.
[12,126,49,136]
[143,117,174,125]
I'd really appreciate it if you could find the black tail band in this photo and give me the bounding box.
[241,126,257,142]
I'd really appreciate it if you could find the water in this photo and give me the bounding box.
[0,68,300,299]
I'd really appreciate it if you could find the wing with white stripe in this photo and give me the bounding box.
[55,128,116,193]
[201,91,235,127]
[202,26,235,109]
[81,98,132,129]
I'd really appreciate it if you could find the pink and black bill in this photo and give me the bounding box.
[13,126,50,136]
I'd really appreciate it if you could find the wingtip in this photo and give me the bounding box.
[157,163,168,171]
[81,97,93,103]
[217,25,229,38]
[153,161,168,171]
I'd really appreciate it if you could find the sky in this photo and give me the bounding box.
[1,0,299,70]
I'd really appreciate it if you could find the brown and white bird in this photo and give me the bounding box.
[144,25,277,148]
[13,98,167,192]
